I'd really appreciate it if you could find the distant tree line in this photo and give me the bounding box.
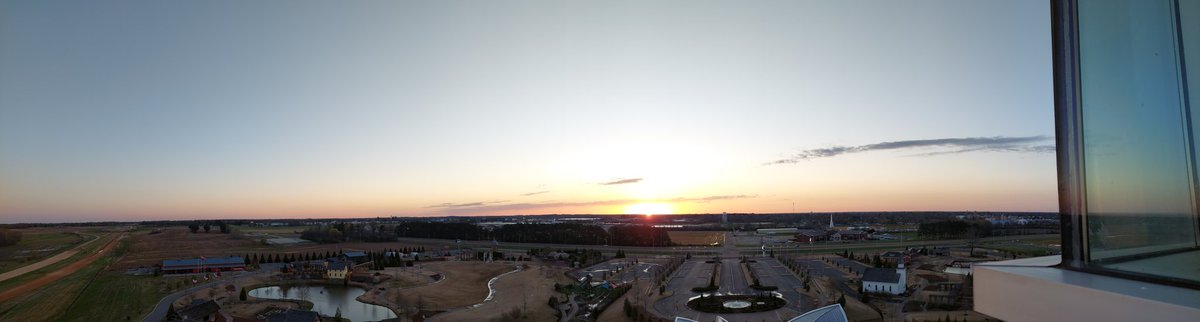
[608,225,672,246]
[392,222,674,247]
[393,222,487,240]
[300,226,343,243]
[245,247,427,267]
[188,220,230,234]
[0,228,21,246]
[493,223,609,245]
[917,220,993,240]
[290,221,675,246]
[299,223,396,243]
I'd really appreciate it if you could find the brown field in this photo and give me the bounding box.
[121,229,265,267]
[386,261,518,313]
[378,266,438,289]
[667,231,725,246]
[843,295,882,322]
[119,228,428,268]
[233,225,310,236]
[429,263,573,322]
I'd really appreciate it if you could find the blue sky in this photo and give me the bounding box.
[0,1,1055,223]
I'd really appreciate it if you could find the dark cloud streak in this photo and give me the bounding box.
[426,200,509,209]
[600,178,643,185]
[768,136,1053,164]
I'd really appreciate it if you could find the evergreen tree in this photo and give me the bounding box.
[624,298,632,317]
[240,287,248,301]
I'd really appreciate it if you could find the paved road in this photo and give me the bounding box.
[748,257,812,313]
[828,257,871,276]
[573,259,665,284]
[651,256,815,322]
[795,258,858,298]
[140,263,283,322]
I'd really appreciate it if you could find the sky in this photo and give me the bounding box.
[0,1,1055,223]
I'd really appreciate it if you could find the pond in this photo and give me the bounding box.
[249,285,397,322]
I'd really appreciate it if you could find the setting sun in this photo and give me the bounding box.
[625,202,674,216]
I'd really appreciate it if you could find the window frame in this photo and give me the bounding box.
[1052,0,1200,290]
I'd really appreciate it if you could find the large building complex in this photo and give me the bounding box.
[160,257,246,275]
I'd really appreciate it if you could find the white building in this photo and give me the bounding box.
[788,304,848,322]
[862,262,906,295]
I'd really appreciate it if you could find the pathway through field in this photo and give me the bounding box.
[0,234,122,303]
[0,234,98,283]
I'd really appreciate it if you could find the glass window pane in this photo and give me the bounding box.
[1077,0,1199,270]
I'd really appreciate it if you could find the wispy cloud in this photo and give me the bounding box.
[428,194,757,214]
[521,190,551,196]
[600,178,643,185]
[426,200,510,209]
[669,195,757,203]
[768,136,1053,164]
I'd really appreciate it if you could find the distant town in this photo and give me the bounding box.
[0,211,1057,322]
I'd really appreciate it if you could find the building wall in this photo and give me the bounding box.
[327,268,349,279]
[863,281,903,295]
[162,265,245,274]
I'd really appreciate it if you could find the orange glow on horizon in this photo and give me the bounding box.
[625,202,674,216]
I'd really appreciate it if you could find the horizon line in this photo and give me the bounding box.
[0,210,1058,225]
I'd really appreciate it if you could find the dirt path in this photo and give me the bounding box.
[0,233,98,283]
[0,234,122,303]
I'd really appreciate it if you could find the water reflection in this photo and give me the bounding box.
[249,285,396,322]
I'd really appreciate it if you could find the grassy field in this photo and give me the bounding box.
[0,234,187,322]
[0,254,109,321]
[0,234,123,321]
[0,229,87,273]
[233,225,311,235]
[0,233,117,291]
[667,231,725,246]
[57,272,181,322]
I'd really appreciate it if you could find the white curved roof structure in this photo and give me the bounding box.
[787,304,849,322]
[673,316,729,322]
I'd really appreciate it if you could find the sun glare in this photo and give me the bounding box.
[625,202,674,216]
